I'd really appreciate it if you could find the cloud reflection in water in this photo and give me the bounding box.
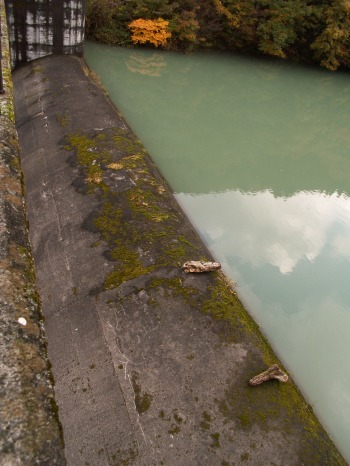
[175,188,350,453]
[176,189,350,274]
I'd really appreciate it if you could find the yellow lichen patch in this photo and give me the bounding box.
[107,162,123,170]
[126,188,171,222]
[129,191,149,206]
[121,153,145,169]
[151,212,170,222]
[87,172,102,184]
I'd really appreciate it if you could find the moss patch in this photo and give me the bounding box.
[148,276,200,305]
[55,113,71,128]
[202,278,275,357]
[66,132,111,189]
[210,432,220,449]
[200,411,211,431]
[168,425,180,435]
[131,372,153,415]
[65,127,200,289]
[216,346,345,464]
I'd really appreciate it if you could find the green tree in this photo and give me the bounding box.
[311,0,350,70]
[85,0,350,70]
[256,0,311,58]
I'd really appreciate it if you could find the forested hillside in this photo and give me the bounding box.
[86,0,350,71]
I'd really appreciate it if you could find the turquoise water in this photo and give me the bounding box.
[84,40,350,460]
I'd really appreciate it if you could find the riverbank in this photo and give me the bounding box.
[86,1,350,71]
[12,54,346,465]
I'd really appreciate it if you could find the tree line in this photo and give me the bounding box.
[86,0,350,71]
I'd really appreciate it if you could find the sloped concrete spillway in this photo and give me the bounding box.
[13,55,346,465]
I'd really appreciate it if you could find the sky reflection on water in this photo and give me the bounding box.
[176,188,350,452]
[176,189,350,275]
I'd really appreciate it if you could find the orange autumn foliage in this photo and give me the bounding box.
[128,18,171,47]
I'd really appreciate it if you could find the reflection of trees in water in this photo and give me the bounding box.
[127,53,167,77]
[87,42,350,197]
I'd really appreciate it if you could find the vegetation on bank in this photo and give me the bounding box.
[86,0,350,71]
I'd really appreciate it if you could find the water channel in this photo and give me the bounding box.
[84,40,350,461]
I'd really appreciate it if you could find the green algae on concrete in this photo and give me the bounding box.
[144,272,345,463]
[131,372,153,415]
[65,127,201,290]
[152,271,345,463]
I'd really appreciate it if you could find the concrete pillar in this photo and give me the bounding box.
[5,0,86,68]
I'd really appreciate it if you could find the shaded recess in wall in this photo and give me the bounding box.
[5,0,85,68]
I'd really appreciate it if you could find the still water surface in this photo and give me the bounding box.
[85,40,350,460]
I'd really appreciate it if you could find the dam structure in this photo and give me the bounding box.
[0,1,348,464]
[5,0,85,67]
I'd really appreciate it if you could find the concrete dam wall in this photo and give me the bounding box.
[0,1,65,463]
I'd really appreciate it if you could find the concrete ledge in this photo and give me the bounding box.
[0,3,65,465]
